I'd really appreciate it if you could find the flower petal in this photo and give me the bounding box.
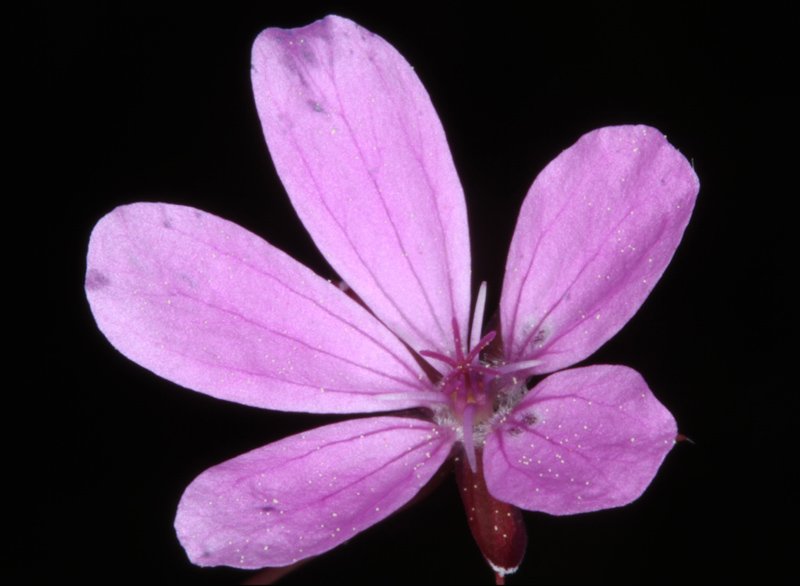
[483,365,676,515]
[85,203,435,413]
[500,125,699,372]
[251,15,471,355]
[175,416,454,568]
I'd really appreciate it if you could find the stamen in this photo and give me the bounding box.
[469,281,488,351]
[462,403,478,473]
[416,283,512,466]
[466,331,496,363]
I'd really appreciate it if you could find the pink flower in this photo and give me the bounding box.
[85,14,698,580]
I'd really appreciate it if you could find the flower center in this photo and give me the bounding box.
[420,320,499,472]
[419,283,541,472]
[421,322,498,411]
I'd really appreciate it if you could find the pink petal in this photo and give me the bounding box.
[483,365,676,515]
[500,126,699,372]
[251,15,471,356]
[85,203,434,413]
[175,416,455,568]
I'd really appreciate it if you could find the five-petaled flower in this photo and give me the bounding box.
[85,14,698,581]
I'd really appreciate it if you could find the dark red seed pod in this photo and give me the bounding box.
[456,448,527,584]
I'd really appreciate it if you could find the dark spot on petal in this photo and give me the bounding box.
[85,269,110,290]
[308,100,325,113]
[533,328,548,345]
[521,413,538,427]
[179,273,195,288]
[259,505,275,513]
[162,219,172,229]
[507,426,522,437]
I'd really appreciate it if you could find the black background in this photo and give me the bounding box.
[15,3,793,584]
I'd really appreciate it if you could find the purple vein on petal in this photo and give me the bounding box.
[257,26,468,355]
[162,223,425,386]
[329,79,451,346]
[532,216,670,355]
[495,430,615,488]
[254,44,441,352]
[276,125,442,353]
[369,59,465,340]
[153,339,409,399]
[140,288,423,391]
[286,43,446,349]
[515,198,641,355]
[504,179,580,354]
[232,422,452,503]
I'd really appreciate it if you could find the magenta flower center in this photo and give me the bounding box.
[420,318,500,470]
[422,320,499,413]
[419,283,541,473]
[420,320,501,471]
